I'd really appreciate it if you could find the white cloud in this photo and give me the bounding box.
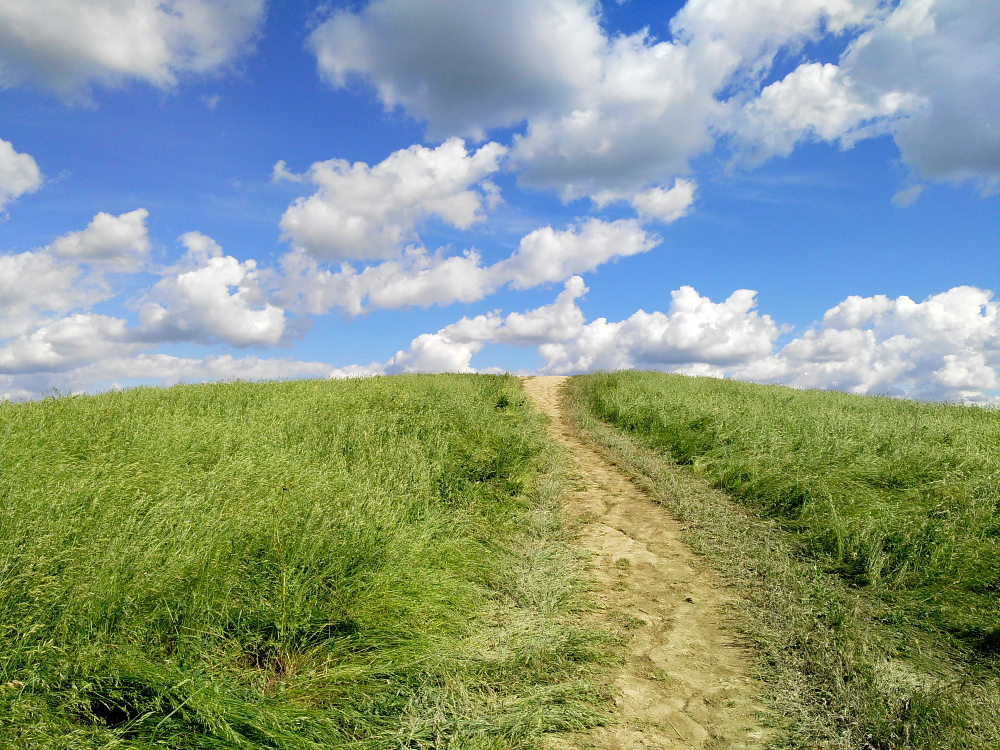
[594,178,697,223]
[0,137,42,209]
[488,275,589,346]
[0,0,266,94]
[377,278,1000,403]
[892,183,925,207]
[729,61,918,161]
[280,246,493,316]
[309,0,605,140]
[503,28,718,200]
[311,0,882,201]
[381,277,778,376]
[735,286,1000,401]
[840,0,1000,185]
[491,218,657,290]
[279,218,657,315]
[728,0,1000,182]
[0,313,138,374]
[933,351,999,391]
[137,231,286,347]
[0,249,90,339]
[49,208,150,268]
[0,208,151,338]
[385,276,588,373]
[0,223,291,386]
[537,285,782,374]
[508,0,883,195]
[277,138,506,261]
[630,180,697,223]
[310,0,999,195]
[384,331,483,374]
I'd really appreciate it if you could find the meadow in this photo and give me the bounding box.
[0,375,608,749]
[566,371,1000,749]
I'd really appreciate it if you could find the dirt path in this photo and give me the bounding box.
[524,376,771,750]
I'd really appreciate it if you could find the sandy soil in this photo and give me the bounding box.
[524,376,771,750]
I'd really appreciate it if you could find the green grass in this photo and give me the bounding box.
[0,374,610,749]
[566,371,1000,749]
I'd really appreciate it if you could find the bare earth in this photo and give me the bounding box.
[523,376,771,750]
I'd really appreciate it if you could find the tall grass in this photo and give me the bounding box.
[567,371,1000,749]
[0,375,608,749]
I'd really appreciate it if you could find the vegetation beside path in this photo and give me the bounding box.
[566,371,1000,750]
[0,375,611,749]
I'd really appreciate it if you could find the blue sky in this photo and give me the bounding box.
[0,0,997,401]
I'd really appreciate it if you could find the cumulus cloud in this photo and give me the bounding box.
[0,137,42,209]
[279,246,492,316]
[630,180,697,223]
[311,0,882,201]
[0,219,294,390]
[840,0,1000,185]
[309,0,604,140]
[279,218,657,315]
[380,277,779,376]
[137,231,286,347]
[0,313,139,374]
[310,0,999,196]
[0,0,266,94]
[69,353,357,388]
[491,218,657,290]
[0,248,91,339]
[385,276,588,373]
[735,285,1000,401]
[277,138,506,261]
[376,278,1000,403]
[537,285,782,374]
[728,62,918,161]
[5,240,998,405]
[594,178,697,223]
[731,0,1000,182]
[49,208,150,268]
[0,208,151,339]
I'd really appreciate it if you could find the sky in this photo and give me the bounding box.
[0,0,997,402]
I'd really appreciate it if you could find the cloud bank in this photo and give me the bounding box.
[736,285,1000,402]
[349,280,1000,406]
[311,0,1000,197]
[5,230,1000,406]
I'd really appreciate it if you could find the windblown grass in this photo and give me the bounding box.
[566,371,1000,749]
[0,375,609,749]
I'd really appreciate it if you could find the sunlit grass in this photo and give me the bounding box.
[567,371,1000,749]
[0,374,609,749]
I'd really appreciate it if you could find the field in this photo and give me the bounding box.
[8,369,1000,749]
[0,375,609,749]
[566,371,1000,749]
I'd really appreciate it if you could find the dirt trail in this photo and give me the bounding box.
[524,376,770,750]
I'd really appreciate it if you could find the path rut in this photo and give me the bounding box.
[524,376,770,750]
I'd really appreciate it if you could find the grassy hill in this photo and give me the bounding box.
[0,375,608,749]
[567,371,1000,750]
[9,369,998,749]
